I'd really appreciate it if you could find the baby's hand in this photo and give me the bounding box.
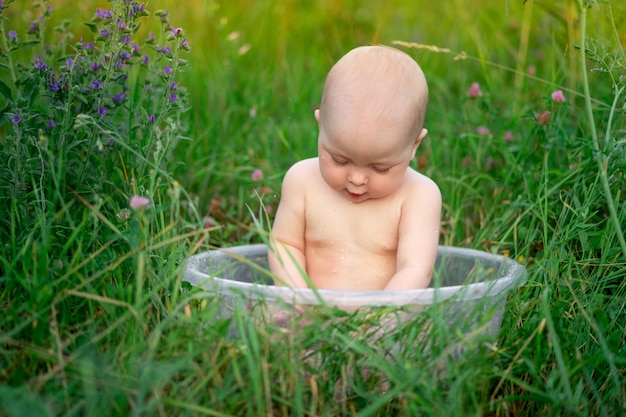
[267,304,306,328]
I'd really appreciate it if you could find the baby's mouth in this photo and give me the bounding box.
[347,191,365,199]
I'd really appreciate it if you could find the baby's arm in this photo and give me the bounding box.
[268,162,309,288]
[384,178,442,290]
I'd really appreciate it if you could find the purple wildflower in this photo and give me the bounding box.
[28,22,39,34]
[8,30,16,42]
[33,56,47,70]
[0,1,5,9]
[98,106,107,117]
[47,119,56,130]
[142,55,149,65]
[132,43,140,54]
[99,29,110,39]
[148,32,155,43]
[170,81,178,91]
[119,22,127,31]
[94,9,112,19]
[159,45,171,55]
[91,80,102,89]
[90,62,102,72]
[11,114,21,124]
[169,93,177,103]
[112,92,126,103]
[48,79,60,92]
[181,38,190,50]
[148,114,155,124]
[85,42,95,51]
[164,65,173,75]
[122,35,131,45]
[130,195,150,210]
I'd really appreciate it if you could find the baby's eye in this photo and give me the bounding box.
[373,166,392,173]
[331,156,348,165]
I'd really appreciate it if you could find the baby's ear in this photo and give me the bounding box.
[314,108,320,124]
[411,128,428,157]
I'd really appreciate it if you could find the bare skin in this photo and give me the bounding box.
[269,45,441,291]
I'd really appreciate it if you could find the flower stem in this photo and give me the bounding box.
[577,0,626,259]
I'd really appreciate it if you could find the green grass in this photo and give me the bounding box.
[1,0,625,415]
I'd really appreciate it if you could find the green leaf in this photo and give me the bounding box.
[0,79,13,101]
[9,40,40,53]
[83,22,98,33]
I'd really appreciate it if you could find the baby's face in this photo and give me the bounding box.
[316,107,421,203]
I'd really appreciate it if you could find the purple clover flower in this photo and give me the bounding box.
[130,195,150,210]
[251,169,263,182]
[467,82,483,98]
[117,208,131,220]
[551,90,566,103]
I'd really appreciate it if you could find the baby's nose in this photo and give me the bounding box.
[348,167,367,185]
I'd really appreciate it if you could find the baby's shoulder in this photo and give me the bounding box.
[402,169,441,203]
[281,158,321,190]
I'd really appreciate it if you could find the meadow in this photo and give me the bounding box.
[1,0,625,415]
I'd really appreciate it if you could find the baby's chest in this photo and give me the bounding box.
[305,201,400,251]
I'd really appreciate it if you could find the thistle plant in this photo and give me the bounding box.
[0,0,190,247]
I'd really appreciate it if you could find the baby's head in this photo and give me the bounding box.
[315,45,429,201]
[318,45,428,149]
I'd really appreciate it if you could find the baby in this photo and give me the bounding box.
[269,45,441,291]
